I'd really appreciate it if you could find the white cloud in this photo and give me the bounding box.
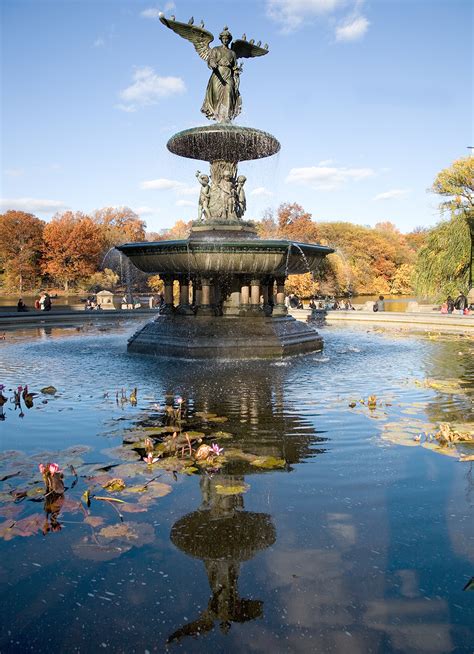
[118,66,185,112]
[0,198,69,213]
[286,165,375,190]
[140,178,199,197]
[335,15,369,41]
[141,3,175,19]
[251,187,274,197]
[318,159,334,166]
[266,0,347,32]
[3,168,24,177]
[93,37,105,47]
[140,178,183,190]
[176,185,199,197]
[132,206,155,215]
[373,189,410,201]
[176,199,195,207]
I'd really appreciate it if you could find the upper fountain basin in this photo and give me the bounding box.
[117,239,334,276]
[167,125,281,162]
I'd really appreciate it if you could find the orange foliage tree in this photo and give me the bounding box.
[41,212,105,291]
[93,206,146,249]
[0,210,45,292]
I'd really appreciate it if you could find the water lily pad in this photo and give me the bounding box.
[84,515,105,527]
[0,513,45,541]
[250,456,286,469]
[102,446,141,462]
[209,431,233,440]
[194,412,217,419]
[40,386,57,395]
[206,416,229,423]
[215,483,250,495]
[98,521,155,547]
[102,478,126,492]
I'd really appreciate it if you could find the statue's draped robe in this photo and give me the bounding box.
[201,45,241,122]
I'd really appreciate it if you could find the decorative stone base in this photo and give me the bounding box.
[127,315,323,359]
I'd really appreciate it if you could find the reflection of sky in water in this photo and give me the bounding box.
[0,320,473,652]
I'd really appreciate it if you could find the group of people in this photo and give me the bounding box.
[440,292,472,315]
[308,296,356,311]
[17,293,52,312]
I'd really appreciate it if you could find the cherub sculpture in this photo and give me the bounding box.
[219,171,236,219]
[196,170,211,221]
[159,15,269,122]
[235,175,247,218]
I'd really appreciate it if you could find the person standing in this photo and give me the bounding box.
[43,293,52,311]
[454,292,468,315]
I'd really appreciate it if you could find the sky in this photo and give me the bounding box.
[1,0,473,234]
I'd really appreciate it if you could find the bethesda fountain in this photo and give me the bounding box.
[118,14,333,358]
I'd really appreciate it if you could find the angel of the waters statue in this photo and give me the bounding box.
[159,15,269,123]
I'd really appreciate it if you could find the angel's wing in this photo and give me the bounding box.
[159,16,214,62]
[231,40,269,59]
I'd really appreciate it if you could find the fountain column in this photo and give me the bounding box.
[177,276,194,315]
[240,278,250,314]
[161,274,175,314]
[197,277,214,315]
[250,279,263,314]
[261,276,273,316]
[272,277,287,316]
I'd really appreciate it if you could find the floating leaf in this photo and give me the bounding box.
[215,483,250,495]
[250,456,286,469]
[463,577,474,591]
[98,521,155,547]
[40,386,57,395]
[102,478,126,492]
[1,513,45,541]
[209,431,233,440]
[84,515,104,527]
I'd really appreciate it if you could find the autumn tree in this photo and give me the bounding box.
[93,206,146,249]
[0,210,45,292]
[162,219,192,240]
[41,212,105,291]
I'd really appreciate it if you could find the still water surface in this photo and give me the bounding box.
[0,319,473,653]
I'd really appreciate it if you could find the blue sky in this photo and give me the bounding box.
[1,0,472,234]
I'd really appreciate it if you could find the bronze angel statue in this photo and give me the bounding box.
[159,15,269,123]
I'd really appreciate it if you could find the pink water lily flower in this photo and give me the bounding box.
[39,463,46,474]
[211,443,223,456]
[49,463,60,474]
[143,453,159,464]
[176,396,183,405]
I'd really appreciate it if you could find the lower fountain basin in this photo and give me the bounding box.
[117,239,333,276]
[167,124,280,162]
[127,314,323,358]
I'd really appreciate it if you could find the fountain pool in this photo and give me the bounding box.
[0,320,473,652]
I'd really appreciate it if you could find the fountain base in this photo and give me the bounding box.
[127,314,323,359]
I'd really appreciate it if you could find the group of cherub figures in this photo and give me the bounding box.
[196,169,247,222]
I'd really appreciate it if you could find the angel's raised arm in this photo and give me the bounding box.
[159,15,214,62]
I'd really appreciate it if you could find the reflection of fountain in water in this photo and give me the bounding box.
[168,474,275,642]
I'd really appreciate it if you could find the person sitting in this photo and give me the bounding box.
[17,298,28,312]
[446,296,455,313]
[373,295,385,312]
[440,301,448,314]
[454,292,468,315]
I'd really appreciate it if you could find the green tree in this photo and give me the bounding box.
[431,156,474,287]
[414,214,470,300]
